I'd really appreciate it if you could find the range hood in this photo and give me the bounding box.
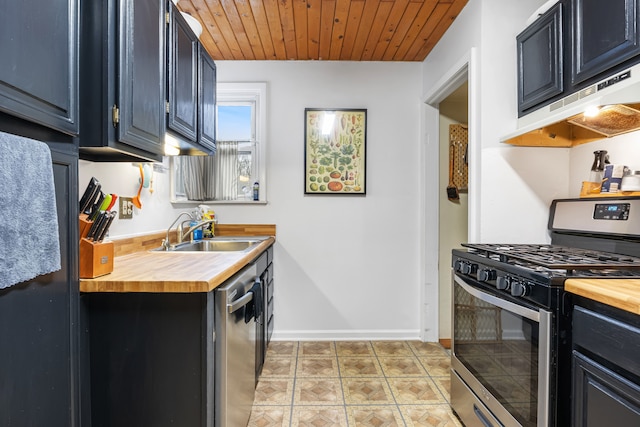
[502,63,640,147]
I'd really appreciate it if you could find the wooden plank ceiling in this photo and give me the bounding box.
[176,0,468,61]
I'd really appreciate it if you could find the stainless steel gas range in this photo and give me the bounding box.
[450,197,640,427]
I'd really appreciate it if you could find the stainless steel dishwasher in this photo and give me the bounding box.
[215,262,260,427]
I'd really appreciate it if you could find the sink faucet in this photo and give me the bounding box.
[162,212,196,250]
[181,219,217,242]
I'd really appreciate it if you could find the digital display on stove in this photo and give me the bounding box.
[594,203,630,220]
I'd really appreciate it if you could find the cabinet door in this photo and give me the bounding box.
[572,0,640,85]
[517,2,564,115]
[168,6,198,142]
[118,0,166,154]
[0,140,81,426]
[198,46,217,153]
[0,0,78,135]
[573,351,640,426]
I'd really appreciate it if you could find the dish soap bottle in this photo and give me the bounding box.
[253,182,259,201]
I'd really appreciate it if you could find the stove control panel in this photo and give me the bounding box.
[452,253,554,308]
[594,203,630,220]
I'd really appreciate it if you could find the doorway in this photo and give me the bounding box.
[437,82,469,346]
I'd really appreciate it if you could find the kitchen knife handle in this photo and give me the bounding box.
[87,212,106,240]
[96,212,116,242]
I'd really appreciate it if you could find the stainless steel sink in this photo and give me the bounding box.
[151,237,268,253]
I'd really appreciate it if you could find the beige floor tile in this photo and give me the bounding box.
[267,341,299,358]
[291,406,348,426]
[408,341,450,358]
[261,357,297,378]
[339,356,383,377]
[294,378,344,405]
[336,341,375,357]
[419,357,451,377]
[399,404,464,427]
[378,356,427,377]
[431,376,451,401]
[345,405,404,427]
[254,378,294,405]
[248,405,292,427]
[387,378,447,404]
[372,341,413,357]
[300,341,336,357]
[342,378,395,404]
[296,356,340,377]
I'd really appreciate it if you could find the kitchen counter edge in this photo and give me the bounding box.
[80,233,275,294]
[565,278,640,315]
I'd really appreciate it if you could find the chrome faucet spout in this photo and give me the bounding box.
[162,212,196,250]
[181,219,217,242]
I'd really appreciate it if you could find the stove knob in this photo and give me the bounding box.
[454,260,465,273]
[463,263,478,275]
[496,276,510,290]
[511,281,528,297]
[477,268,497,282]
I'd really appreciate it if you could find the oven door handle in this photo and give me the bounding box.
[454,274,540,322]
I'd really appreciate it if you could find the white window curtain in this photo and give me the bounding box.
[177,141,239,201]
[213,141,239,200]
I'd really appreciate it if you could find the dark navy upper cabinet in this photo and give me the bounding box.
[198,46,217,153]
[517,2,564,115]
[517,0,640,116]
[80,0,166,162]
[168,4,199,143]
[0,0,79,136]
[572,0,640,85]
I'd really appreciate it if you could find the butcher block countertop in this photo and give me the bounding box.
[80,224,275,293]
[565,279,640,315]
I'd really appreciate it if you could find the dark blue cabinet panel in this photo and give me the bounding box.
[572,0,640,85]
[517,2,564,115]
[0,0,78,135]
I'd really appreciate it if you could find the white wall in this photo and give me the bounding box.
[79,61,423,341]
[422,0,570,244]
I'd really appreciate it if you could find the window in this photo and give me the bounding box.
[171,82,266,203]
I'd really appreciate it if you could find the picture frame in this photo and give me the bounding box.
[304,108,367,195]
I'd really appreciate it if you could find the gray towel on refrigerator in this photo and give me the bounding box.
[0,131,61,289]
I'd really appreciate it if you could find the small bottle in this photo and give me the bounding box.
[253,182,259,201]
[191,221,203,241]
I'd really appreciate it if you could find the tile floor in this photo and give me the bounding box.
[249,341,464,427]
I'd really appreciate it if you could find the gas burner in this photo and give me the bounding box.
[462,243,640,271]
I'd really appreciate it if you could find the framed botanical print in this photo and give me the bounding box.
[304,108,367,195]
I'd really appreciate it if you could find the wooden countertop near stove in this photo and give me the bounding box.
[80,224,275,293]
[565,279,640,315]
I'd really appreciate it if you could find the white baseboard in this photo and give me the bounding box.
[271,329,422,342]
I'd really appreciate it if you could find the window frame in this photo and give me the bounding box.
[169,82,267,204]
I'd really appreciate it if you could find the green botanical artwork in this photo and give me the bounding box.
[304,109,366,195]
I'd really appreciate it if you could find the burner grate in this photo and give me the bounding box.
[462,243,640,270]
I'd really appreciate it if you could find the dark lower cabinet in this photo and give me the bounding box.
[255,246,274,382]
[0,115,83,426]
[572,300,640,426]
[83,292,215,427]
[0,0,79,136]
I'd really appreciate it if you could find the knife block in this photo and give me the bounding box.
[79,238,114,279]
[79,214,93,239]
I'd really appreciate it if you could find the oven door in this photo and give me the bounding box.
[451,273,551,427]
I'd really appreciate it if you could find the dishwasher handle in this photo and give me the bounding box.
[227,291,253,314]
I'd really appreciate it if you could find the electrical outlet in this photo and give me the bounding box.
[119,197,134,219]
